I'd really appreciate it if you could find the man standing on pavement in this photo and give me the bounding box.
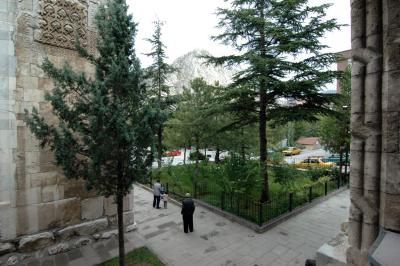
[181,193,195,233]
[153,179,161,209]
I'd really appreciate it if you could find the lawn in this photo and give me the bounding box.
[150,161,336,200]
[99,247,164,266]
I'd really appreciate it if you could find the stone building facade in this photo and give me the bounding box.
[0,0,134,249]
[348,0,400,265]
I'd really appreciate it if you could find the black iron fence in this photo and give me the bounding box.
[178,175,347,226]
[142,173,349,227]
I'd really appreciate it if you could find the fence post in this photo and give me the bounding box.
[166,183,169,194]
[337,174,340,189]
[193,182,197,198]
[347,174,350,189]
[236,196,240,215]
[258,202,263,226]
[289,192,293,212]
[221,191,225,210]
[324,182,328,196]
[308,186,312,203]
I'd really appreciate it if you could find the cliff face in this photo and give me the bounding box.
[167,50,237,94]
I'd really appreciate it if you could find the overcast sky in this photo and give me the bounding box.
[127,0,351,67]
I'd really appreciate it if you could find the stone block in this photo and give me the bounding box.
[384,34,400,72]
[73,237,93,248]
[108,210,135,226]
[18,231,54,252]
[56,218,108,239]
[126,222,137,233]
[6,255,18,265]
[48,243,70,256]
[382,71,400,112]
[29,171,59,188]
[25,151,40,165]
[361,222,379,251]
[104,196,117,216]
[363,152,380,191]
[81,196,104,220]
[0,242,15,256]
[316,233,348,266]
[41,184,64,203]
[381,111,399,153]
[38,77,53,91]
[381,152,400,195]
[15,204,39,236]
[62,179,97,199]
[123,210,134,225]
[124,193,133,211]
[381,193,400,232]
[0,205,17,240]
[37,198,80,231]
[93,229,118,240]
[11,187,41,207]
[104,193,133,216]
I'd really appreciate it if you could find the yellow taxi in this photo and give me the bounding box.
[295,157,336,169]
[282,147,301,156]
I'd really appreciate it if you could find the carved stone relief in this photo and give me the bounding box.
[35,0,88,50]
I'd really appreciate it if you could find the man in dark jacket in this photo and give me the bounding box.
[181,193,195,233]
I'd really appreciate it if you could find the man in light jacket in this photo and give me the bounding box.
[153,180,161,209]
[181,193,195,233]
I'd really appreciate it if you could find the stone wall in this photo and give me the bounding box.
[0,0,135,246]
[348,0,400,265]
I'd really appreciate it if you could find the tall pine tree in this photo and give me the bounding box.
[24,1,155,265]
[144,20,176,168]
[207,0,341,202]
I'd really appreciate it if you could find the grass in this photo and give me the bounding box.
[99,247,164,266]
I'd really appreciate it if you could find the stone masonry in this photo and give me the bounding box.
[0,0,135,253]
[348,0,400,265]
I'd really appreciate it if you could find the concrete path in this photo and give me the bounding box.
[133,185,350,266]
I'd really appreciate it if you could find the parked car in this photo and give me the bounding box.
[163,150,182,157]
[282,147,301,156]
[295,157,336,169]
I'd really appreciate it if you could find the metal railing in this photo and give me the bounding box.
[142,173,349,227]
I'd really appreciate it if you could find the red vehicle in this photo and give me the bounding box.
[163,150,182,157]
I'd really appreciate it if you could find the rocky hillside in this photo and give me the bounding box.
[167,50,237,94]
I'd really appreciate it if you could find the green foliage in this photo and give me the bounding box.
[189,151,206,161]
[206,0,342,200]
[318,66,351,153]
[271,165,304,191]
[144,20,177,167]
[222,154,259,196]
[25,0,156,198]
[268,151,284,165]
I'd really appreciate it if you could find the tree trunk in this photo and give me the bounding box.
[183,146,187,165]
[258,0,269,203]
[215,146,220,163]
[157,125,162,168]
[259,86,269,203]
[339,147,344,183]
[241,128,246,161]
[195,136,200,179]
[117,193,125,266]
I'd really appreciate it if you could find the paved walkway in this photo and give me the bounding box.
[133,186,350,266]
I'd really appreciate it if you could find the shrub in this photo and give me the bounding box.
[189,151,206,161]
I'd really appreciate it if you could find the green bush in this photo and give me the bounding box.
[189,151,206,161]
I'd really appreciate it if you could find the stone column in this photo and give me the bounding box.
[0,0,17,240]
[348,0,400,264]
